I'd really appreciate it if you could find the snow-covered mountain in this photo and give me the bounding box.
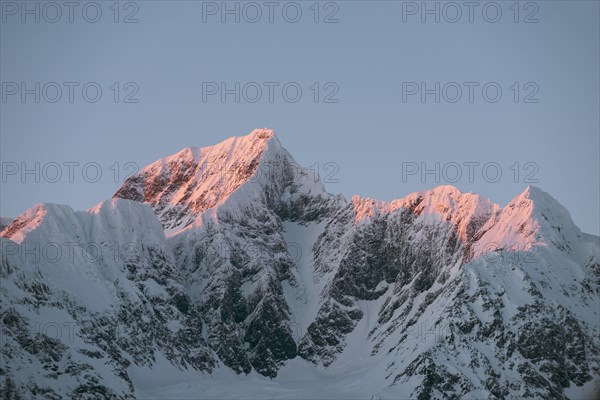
[0,200,215,398]
[2,129,599,399]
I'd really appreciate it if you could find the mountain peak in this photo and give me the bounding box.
[471,185,584,259]
[350,186,498,243]
[506,185,573,222]
[0,199,164,246]
[427,184,463,196]
[114,128,308,232]
[0,202,62,243]
[249,127,276,140]
[140,129,278,173]
[513,184,547,202]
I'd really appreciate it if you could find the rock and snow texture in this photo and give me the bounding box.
[2,128,599,399]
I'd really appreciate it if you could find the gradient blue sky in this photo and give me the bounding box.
[1,0,599,234]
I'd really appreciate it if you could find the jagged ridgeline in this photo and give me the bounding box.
[2,129,599,399]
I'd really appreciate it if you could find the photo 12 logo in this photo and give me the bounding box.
[401,161,539,184]
[1,161,139,184]
[0,240,141,265]
[473,241,540,265]
[191,240,304,264]
[400,1,539,24]
[201,159,340,184]
[201,81,340,104]
[1,1,140,23]
[0,320,79,345]
[1,82,140,104]
[201,1,339,23]
[401,82,540,104]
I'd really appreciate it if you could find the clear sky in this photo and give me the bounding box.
[1,0,599,235]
